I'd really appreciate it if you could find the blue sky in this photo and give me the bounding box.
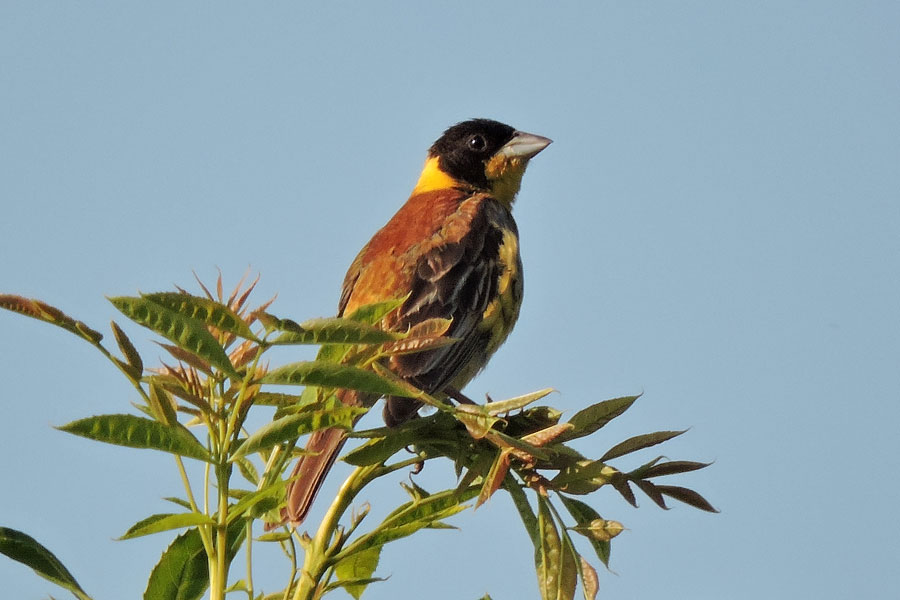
[2,2,898,599]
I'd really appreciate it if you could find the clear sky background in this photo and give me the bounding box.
[2,3,898,599]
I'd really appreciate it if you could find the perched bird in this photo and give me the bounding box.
[285,118,551,525]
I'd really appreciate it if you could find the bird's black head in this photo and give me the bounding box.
[428,119,518,190]
[412,118,551,204]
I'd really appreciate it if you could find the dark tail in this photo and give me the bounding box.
[284,426,348,526]
[283,389,371,526]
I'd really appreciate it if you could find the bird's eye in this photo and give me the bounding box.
[467,134,487,151]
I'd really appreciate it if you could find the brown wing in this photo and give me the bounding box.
[337,189,520,425]
[389,196,510,394]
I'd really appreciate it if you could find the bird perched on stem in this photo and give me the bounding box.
[286,118,551,525]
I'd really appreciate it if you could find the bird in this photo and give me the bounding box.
[284,118,551,526]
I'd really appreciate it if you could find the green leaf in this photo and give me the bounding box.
[338,487,477,561]
[108,296,237,377]
[599,430,686,462]
[260,361,421,398]
[557,521,580,600]
[143,528,207,600]
[0,295,103,344]
[163,497,193,510]
[143,521,245,600]
[555,395,640,443]
[148,382,178,427]
[483,388,555,416]
[252,392,306,407]
[550,461,617,495]
[343,418,435,466]
[455,404,502,439]
[503,478,539,549]
[119,513,214,540]
[141,292,258,341]
[268,317,399,345]
[232,406,364,459]
[344,297,406,324]
[0,527,93,600]
[557,496,611,568]
[334,547,382,600]
[58,414,210,462]
[536,496,576,600]
[234,456,259,485]
[256,531,292,543]
[227,480,286,523]
[110,320,143,375]
[380,486,478,531]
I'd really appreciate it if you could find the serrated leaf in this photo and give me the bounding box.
[484,388,555,416]
[380,334,458,356]
[268,316,399,345]
[111,320,143,374]
[536,496,576,600]
[580,557,599,600]
[503,406,564,437]
[143,521,245,600]
[143,528,206,600]
[0,295,103,344]
[550,461,617,495]
[380,486,478,530]
[486,430,551,462]
[156,342,213,376]
[0,527,92,600]
[339,487,477,561]
[557,522,580,600]
[476,450,511,508]
[504,478,539,548]
[381,316,453,355]
[109,296,237,377]
[556,395,640,443]
[344,297,406,324]
[232,406,364,459]
[334,546,382,600]
[234,457,259,485]
[256,531,292,542]
[141,292,258,341]
[260,361,420,398]
[455,404,502,439]
[325,577,389,597]
[252,392,306,407]
[119,512,214,540]
[557,496,611,568]
[343,419,433,466]
[227,480,286,523]
[58,414,209,462]
[599,430,686,462]
[655,485,719,513]
[163,497,193,510]
[521,423,575,449]
[148,382,178,426]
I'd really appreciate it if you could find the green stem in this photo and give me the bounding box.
[292,464,381,600]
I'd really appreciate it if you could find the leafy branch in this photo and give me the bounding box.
[0,276,714,600]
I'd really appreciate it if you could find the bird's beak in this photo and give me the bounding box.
[497,131,553,160]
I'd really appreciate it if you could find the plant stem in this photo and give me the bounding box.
[292,464,381,600]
